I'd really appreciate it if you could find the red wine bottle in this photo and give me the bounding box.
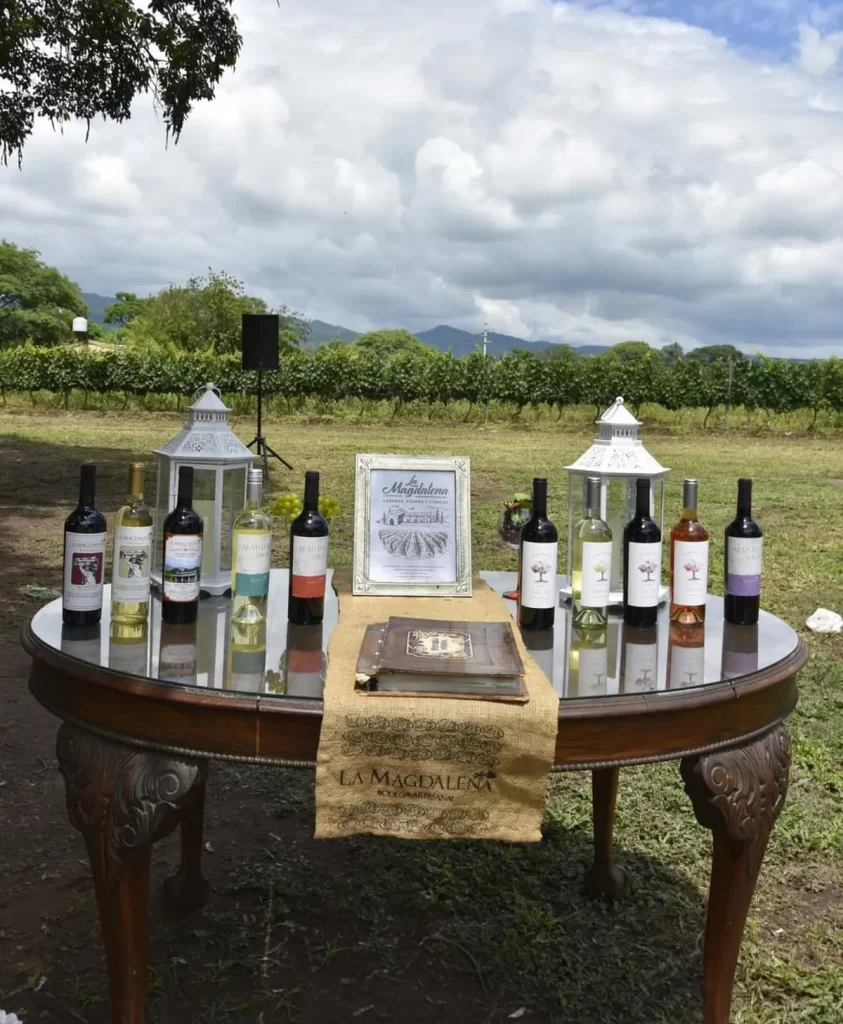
[288,471,329,625]
[623,478,662,628]
[63,463,107,627]
[161,467,203,625]
[518,478,558,631]
[724,478,762,626]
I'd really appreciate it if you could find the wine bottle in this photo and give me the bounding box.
[288,471,329,625]
[231,468,272,626]
[568,626,608,697]
[721,621,759,678]
[284,622,325,697]
[226,618,267,692]
[161,466,203,625]
[519,477,558,631]
[158,620,198,685]
[620,624,658,694]
[60,623,102,663]
[109,620,149,676]
[623,478,661,628]
[63,463,107,627]
[724,478,763,626]
[670,478,709,625]
[667,622,705,690]
[111,463,153,627]
[572,476,612,629]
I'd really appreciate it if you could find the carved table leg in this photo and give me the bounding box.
[57,724,207,1024]
[163,777,210,911]
[585,767,625,900]
[681,725,791,1024]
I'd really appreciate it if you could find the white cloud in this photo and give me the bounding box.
[798,23,843,75]
[2,0,843,356]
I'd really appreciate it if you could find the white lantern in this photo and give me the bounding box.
[152,383,255,596]
[562,396,670,606]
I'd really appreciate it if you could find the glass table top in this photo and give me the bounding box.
[30,570,800,702]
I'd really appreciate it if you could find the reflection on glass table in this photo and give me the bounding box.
[35,571,796,702]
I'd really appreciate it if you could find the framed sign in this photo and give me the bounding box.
[353,454,472,597]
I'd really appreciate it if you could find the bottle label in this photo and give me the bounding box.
[580,541,613,607]
[63,532,106,612]
[623,641,658,692]
[112,525,153,603]
[229,649,266,692]
[627,542,662,607]
[576,645,608,697]
[521,541,558,609]
[109,639,149,676]
[163,534,202,602]
[722,648,759,678]
[158,644,197,683]
[669,642,706,689]
[673,540,709,607]
[292,535,329,598]
[726,537,763,597]
[286,646,324,697]
[234,533,272,597]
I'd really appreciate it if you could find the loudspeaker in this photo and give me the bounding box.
[242,314,280,371]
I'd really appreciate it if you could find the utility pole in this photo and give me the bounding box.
[482,321,488,357]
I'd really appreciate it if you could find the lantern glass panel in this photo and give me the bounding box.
[152,457,171,576]
[220,467,246,572]
[191,468,218,576]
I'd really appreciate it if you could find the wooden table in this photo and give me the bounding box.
[23,570,808,1024]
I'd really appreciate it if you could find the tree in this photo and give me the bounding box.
[661,342,684,365]
[610,341,653,363]
[0,241,87,346]
[687,344,745,365]
[120,270,308,354]
[104,292,152,328]
[351,329,430,361]
[1,1,241,165]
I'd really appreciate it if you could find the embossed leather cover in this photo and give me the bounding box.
[355,617,526,700]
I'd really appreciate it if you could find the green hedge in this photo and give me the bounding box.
[1,344,842,418]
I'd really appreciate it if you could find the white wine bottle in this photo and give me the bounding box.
[572,476,612,628]
[568,626,609,698]
[232,468,272,625]
[111,463,153,626]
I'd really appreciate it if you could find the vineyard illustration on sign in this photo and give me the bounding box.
[377,506,449,558]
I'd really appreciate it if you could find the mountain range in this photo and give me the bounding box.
[81,295,609,356]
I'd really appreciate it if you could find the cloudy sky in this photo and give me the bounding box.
[4,0,843,358]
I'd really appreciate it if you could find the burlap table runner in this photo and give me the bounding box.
[315,574,559,842]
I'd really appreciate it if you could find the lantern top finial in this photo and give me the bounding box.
[153,382,254,461]
[564,394,668,476]
[597,396,641,428]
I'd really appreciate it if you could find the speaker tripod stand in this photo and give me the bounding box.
[245,371,293,479]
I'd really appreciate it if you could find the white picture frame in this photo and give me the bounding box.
[353,454,472,597]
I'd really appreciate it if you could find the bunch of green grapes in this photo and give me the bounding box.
[270,493,303,522]
[318,496,340,522]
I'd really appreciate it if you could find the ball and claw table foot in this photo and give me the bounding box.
[681,724,791,1024]
[586,767,625,901]
[56,723,208,1024]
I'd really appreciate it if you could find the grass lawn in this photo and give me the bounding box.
[1,409,841,1024]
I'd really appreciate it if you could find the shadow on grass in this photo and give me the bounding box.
[134,766,707,1024]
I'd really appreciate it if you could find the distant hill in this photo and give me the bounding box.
[416,324,610,358]
[81,292,116,327]
[77,292,610,355]
[306,319,360,347]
